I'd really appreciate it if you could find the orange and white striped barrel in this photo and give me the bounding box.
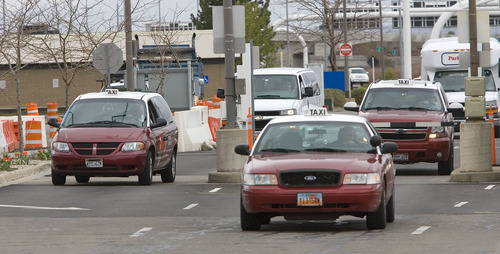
[47,102,58,144]
[25,119,43,148]
[27,102,39,116]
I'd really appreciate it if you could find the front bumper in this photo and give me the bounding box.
[391,138,451,163]
[51,150,147,177]
[241,184,383,215]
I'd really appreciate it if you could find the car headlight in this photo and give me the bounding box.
[122,142,144,152]
[52,142,70,153]
[429,126,446,139]
[243,174,278,185]
[280,109,297,116]
[343,173,381,185]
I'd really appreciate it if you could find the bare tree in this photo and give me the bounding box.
[274,0,378,71]
[0,1,40,154]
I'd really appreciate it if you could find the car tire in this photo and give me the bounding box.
[386,187,395,223]
[161,151,176,183]
[366,185,387,230]
[240,197,261,231]
[52,170,66,186]
[75,176,90,183]
[138,151,153,185]
[438,143,454,175]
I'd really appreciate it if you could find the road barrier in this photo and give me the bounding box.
[175,106,215,152]
[1,120,19,152]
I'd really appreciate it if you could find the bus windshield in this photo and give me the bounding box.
[434,70,496,92]
[253,75,299,99]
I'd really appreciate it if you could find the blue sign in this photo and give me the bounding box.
[203,75,209,84]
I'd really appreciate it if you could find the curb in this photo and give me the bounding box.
[0,163,51,184]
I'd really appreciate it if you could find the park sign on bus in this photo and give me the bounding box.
[339,43,352,57]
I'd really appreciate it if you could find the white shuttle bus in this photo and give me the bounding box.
[420,36,500,135]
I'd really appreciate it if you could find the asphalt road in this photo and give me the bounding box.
[0,149,499,254]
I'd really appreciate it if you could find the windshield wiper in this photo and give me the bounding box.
[260,148,300,153]
[364,106,394,110]
[305,148,347,152]
[255,95,281,99]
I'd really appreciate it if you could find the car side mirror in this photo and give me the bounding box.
[234,144,250,156]
[447,102,464,114]
[382,142,398,154]
[370,135,383,147]
[343,101,359,112]
[48,118,60,128]
[151,118,167,129]
[302,87,313,97]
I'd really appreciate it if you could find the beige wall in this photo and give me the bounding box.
[0,66,103,111]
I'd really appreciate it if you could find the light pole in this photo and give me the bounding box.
[286,0,290,67]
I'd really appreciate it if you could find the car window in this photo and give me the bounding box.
[253,75,299,99]
[434,70,496,92]
[151,96,174,123]
[361,87,444,111]
[62,98,146,128]
[254,121,374,154]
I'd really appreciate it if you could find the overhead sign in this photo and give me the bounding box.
[92,43,124,75]
[340,43,352,57]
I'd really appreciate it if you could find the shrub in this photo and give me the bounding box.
[351,86,368,105]
[325,88,346,107]
[385,67,395,80]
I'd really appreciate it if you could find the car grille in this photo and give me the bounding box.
[376,127,428,141]
[255,110,280,116]
[254,120,270,131]
[71,142,121,155]
[280,169,341,187]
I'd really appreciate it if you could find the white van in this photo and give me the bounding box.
[252,67,323,131]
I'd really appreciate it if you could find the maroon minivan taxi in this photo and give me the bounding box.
[48,89,178,185]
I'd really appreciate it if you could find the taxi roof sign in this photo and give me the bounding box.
[398,79,410,85]
[105,89,119,95]
[308,108,328,116]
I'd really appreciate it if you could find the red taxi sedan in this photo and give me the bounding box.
[235,112,398,231]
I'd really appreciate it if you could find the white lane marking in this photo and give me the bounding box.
[209,188,222,193]
[183,203,199,210]
[485,185,495,190]
[0,204,90,211]
[130,227,153,238]
[454,201,469,208]
[412,226,431,235]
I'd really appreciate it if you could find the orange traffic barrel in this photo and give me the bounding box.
[27,102,39,116]
[47,102,58,144]
[25,119,43,148]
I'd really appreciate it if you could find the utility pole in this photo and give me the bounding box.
[125,0,135,91]
[379,0,385,79]
[469,0,478,77]
[223,0,237,127]
[343,0,349,97]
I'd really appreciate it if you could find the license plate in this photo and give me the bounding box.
[85,158,103,168]
[393,153,409,161]
[297,193,323,207]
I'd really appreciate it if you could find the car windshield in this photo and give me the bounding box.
[254,121,375,154]
[351,69,366,74]
[361,87,445,111]
[62,98,147,128]
[434,70,496,92]
[253,75,299,99]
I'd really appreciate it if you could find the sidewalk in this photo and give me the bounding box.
[0,162,51,184]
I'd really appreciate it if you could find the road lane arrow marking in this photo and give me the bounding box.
[130,227,153,237]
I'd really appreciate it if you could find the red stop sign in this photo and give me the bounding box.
[340,43,352,56]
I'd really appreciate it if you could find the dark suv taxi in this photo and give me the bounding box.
[48,89,178,185]
[345,79,460,175]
